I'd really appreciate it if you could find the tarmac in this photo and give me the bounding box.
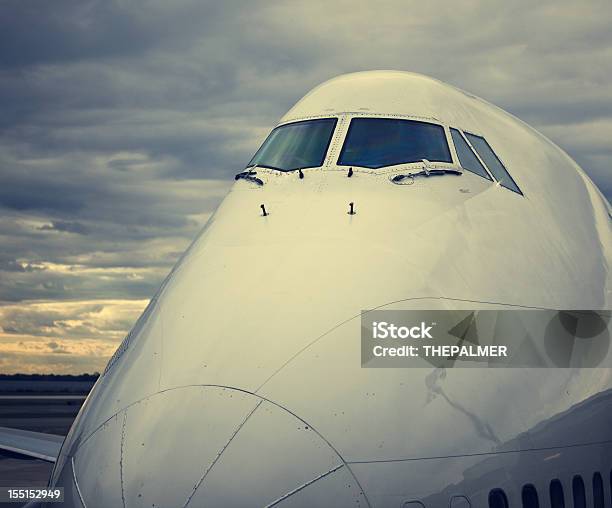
[0,382,89,508]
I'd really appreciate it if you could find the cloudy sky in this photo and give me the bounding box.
[1,0,611,374]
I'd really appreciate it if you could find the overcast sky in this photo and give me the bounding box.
[1,0,611,373]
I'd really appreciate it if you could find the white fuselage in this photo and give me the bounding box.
[42,71,611,508]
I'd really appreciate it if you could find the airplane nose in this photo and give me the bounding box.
[68,386,368,507]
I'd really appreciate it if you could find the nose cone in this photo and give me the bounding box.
[65,386,367,507]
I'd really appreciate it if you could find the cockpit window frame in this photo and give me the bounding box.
[450,128,493,181]
[336,116,454,170]
[249,114,524,199]
[266,113,460,174]
[462,130,524,196]
[247,117,338,172]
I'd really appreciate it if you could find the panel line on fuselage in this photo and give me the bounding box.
[182,399,263,508]
[344,438,612,464]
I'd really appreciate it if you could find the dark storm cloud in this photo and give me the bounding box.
[0,0,610,372]
[0,267,159,303]
[0,0,230,68]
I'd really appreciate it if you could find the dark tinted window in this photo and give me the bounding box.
[338,118,452,169]
[489,489,509,508]
[450,128,491,180]
[522,484,539,508]
[572,476,586,508]
[550,479,565,508]
[593,472,604,508]
[248,118,337,172]
[465,133,523,195]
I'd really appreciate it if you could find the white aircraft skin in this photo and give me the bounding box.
[15,71,612,507]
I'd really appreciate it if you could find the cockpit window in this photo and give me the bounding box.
[464,133,523,195]
[450,128,492,180]
[338,118,452,169]
[247,118,337,172]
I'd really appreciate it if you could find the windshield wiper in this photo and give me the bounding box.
[390,159,462,184]
[235,169,264,186]
[391,168,462,183]
[245,163,286,172]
